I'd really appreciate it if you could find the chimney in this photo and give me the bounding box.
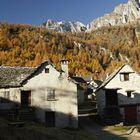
[61,59,69,77]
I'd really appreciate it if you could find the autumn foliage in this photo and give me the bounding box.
[0,22,140,80]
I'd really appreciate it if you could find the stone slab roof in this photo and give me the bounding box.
[0,66,35,88]
[0,60,77,88]
[0,60,53,88]
[71,76,86,83]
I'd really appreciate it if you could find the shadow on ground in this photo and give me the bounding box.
[79,114,131,140]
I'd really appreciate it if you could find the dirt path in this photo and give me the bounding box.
[79,116,140,140]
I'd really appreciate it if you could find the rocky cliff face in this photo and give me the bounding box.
[43,0,140,32]
[87,0,140,31]
[43,19,87,32]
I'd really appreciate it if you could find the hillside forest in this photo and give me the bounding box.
[0,22,140,80]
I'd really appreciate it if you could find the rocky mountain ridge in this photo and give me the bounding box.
[43,19,87,32]
[43,0,140,32]
[87,0,140,31]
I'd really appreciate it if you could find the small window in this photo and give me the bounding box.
[4,91,10,99]
[127,91,132,98]
[120,73,129,81]
[47,89,55,100]
[0,91,10,103]
[45,68,49,73]
[124,73,129,81]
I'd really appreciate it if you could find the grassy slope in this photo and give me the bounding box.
[0,118,97,140]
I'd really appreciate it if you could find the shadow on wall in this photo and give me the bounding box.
[0,86,78,128]
[118,91,140,103]
[101,91,140,125]
[0,98,131,140]
[22,86,78,105]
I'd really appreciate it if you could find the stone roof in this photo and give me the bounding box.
[0,60,77,88]
[0,66,35,88]
[94,80,103,87]
[0,60,52,88]
[71,76,86,83]
[83,76,93,83]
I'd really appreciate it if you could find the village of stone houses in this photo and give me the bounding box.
[1,59,140,140]
[2,0,140,140]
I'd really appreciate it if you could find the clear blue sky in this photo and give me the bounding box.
[0,0,127,25]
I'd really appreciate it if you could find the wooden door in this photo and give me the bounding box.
[21,90,31,107]
[125,106,137,124]
[45,112,55,127]
[105,89,118,106]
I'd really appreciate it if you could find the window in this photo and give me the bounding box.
[45,68,49,73]
[0,91,10,103]
[124,73,129,81]
[4,91,10,99]
[120,73,129,81]
[47,89,55,100]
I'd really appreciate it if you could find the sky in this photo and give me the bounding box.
[0,0,128,26]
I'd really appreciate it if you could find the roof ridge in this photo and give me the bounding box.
[0,66,35,69]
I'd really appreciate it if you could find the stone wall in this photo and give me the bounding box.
[22,64,78,128]
[96,64,140,123]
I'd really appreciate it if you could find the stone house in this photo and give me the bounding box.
[96,64,140,124]
[0,60,78,128]
[71,76,87,105]
[83,76,102,100]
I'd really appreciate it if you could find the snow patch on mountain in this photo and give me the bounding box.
[43,19,87,32]
[43,1,140,32]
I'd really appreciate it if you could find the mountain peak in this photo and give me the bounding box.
[129,0,140,4]
[128,0,140,8]
[43,19,87,32]
[87,0,140,31]
[43,0,140,32]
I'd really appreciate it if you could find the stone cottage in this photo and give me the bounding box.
[0,60,78,128]
[83,76,102,100]
[71,76,87,105]
[96,64,140,124]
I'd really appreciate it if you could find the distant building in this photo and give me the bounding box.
[0,60,78,128]
[71,76,87,105]
[83,76,102,100]
[96,64,140,124]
